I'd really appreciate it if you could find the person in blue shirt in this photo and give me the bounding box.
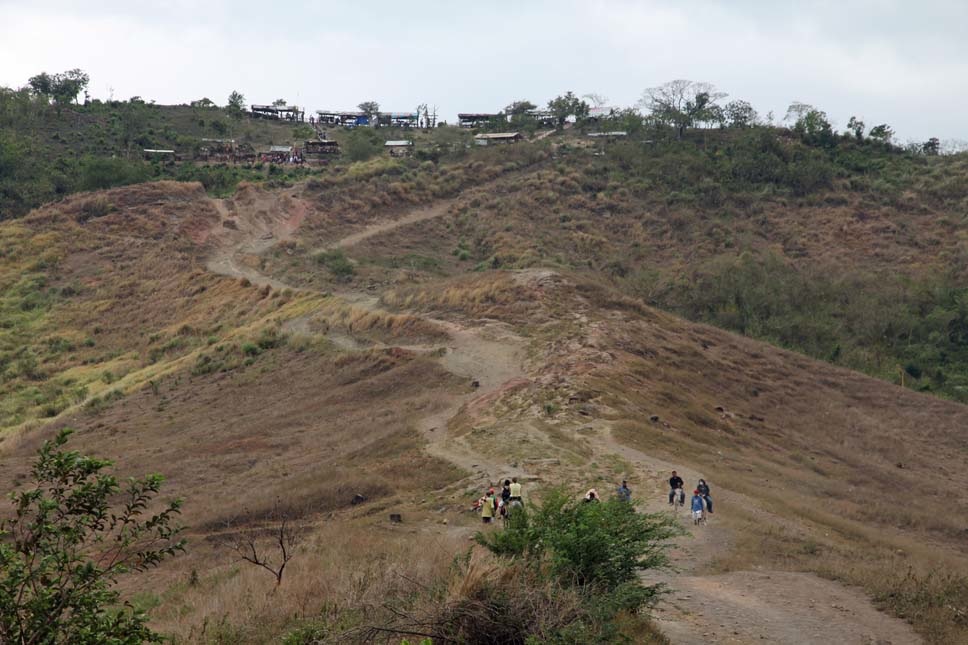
[690,489,706,524]
[616,480,632,502]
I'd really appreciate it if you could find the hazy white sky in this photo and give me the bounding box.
[1,0,966,142]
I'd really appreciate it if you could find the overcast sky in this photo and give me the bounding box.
[2,0,966,142]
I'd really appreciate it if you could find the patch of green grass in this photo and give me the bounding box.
[314,249,355,279]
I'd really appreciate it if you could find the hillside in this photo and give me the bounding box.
[0,94,475,219]
[1,124,967,643]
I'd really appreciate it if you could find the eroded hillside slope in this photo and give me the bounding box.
[0,162,966,642]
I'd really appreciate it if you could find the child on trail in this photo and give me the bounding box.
[690,489,706,524]
[481,488,497,524]
[501,480,512,505]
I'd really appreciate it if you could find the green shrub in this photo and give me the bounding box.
[314,249,355,279]
[241,342,261,357]
[77,156,150,192]
[344,128,382,162]
[476,488,680,591]
[0,429,185,643]
[256,327,286,350]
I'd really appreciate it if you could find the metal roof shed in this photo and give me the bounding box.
[385,140,414,157]
[473,132,522,145]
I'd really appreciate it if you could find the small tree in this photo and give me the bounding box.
[923,137,941,155]
[547,91,589,129]
[0,429,185,644]
[794,108,835,147]
[51,69,89,105]
[227,90,246,111]
[868,123,894,144]
[27,73,53,101]
[357,101,380,119]
[504,99,537,116]
[231,507,301,588]
[640,80,726,139]
[272,98,287,107]
[724,99,758,128]
[27,69,89,107]
[847,116,865,141]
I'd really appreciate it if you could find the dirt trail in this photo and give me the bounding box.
[203,190,531,484]
[205,189,307,290]
[587,423,921,644]
[313,199,454,254]
[201,188,922,645]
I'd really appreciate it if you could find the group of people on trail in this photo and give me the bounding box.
[476,471,714,524]
[476,477,523,524]
[668,470,713,522]
[585,478,634,504]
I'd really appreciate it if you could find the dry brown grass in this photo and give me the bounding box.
[578,300,968,643]
[308,299,447,342]
[380,272,541,322]
[150,522,464,643]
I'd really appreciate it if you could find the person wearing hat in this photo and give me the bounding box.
[616,479,632,503]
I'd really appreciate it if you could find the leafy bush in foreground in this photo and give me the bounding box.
[0,429,185,644]
[476,489,680,592]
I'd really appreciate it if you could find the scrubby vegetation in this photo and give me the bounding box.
[0,429,184,644]
[3,71,968,644]
[270,490,679,644]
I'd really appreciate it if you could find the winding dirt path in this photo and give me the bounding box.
[200,189,923,645]
[203,190,531,484]
[313,199,455,254]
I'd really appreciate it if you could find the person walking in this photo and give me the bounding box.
[481,489,497,524]
[509,477,523,504]
[616,479,632,502]
[690,489,706,524]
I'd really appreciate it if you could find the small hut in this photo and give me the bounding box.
[473,132,522,146]
[385,140,414,157]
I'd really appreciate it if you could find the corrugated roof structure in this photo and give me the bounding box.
[474,132,521,140]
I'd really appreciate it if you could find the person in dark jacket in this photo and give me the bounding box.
[616,480,632,502]
[501,480,512,505]
[668,471,685,504]
[697,478,713,513]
